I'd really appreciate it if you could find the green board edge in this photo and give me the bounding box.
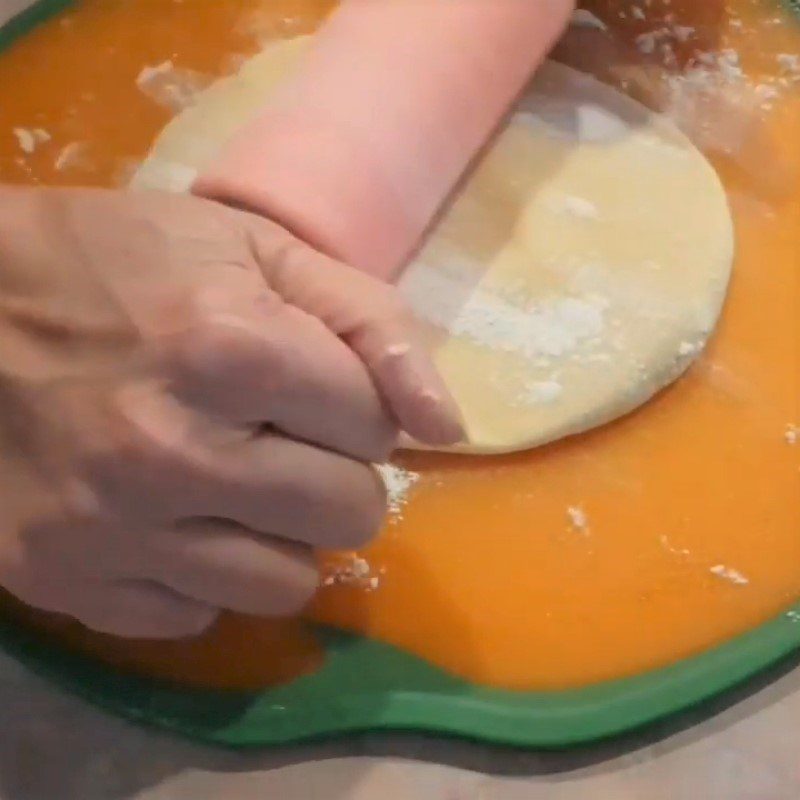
[0,612,799,749]
[0,0,798,750]
[0,0,71,50]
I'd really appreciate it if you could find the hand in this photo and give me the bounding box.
[0,187,462,639]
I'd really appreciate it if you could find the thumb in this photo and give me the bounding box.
[244,220,464,447]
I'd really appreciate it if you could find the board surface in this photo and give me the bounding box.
[0,0,797,748]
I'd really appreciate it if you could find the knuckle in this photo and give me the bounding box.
[168,310,249,377]
[268,237,314,283]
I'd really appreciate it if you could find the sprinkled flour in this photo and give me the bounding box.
[321,556,381,592]
[660,534,691,557]
[776,53,800,75]
[13,126,50,154]
[710,564,750,586]
[544,193,600,220]
[567,505,590,533]
[518,379,564,406]
[54,141,88,172]
[320,464,418,594]
[376,463,420,517]
[678,340,702,357]
[136,60,209,112]
[400,259,606,362]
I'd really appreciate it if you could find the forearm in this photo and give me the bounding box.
[195,0,575,280]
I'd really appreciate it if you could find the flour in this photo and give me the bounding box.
[133,159,198,192]
[635,32,659,56]
[518,379,564,406]
[673,26,696,44]
[678,341,701,357]
[710,564,750,586]
[54,141,88,172]
[567,505,590,533]
[321,464,419,595]
[633,21,698,58]
[660,534,691,557]
[401,259,606,362]
[545,193,600,220]
[136,60,174,87]
[446,293,605,360]
[713,49,746,82]
[321,555,381,592]
[376,463,420,517]
[13,126,49,154]
[776,53,800,76]
[136,60,209,112]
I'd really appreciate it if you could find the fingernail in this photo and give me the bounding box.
[417,389,466,446]
[379,341,466,445]
[400,352,466,445]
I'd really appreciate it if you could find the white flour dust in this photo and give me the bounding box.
[376,463,420,517]
[517,379,564,406]
[567,505,590,534]
[135,60,210,112]
[710,564,750,586]
[319,465,420,594]
[13,127,50,154]
[321,556,381,592]
[544,193,600,220]
[400,259,607,362]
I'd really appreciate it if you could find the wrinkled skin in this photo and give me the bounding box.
[0,187,462,639]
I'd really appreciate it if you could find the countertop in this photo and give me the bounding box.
[0,650,798,800]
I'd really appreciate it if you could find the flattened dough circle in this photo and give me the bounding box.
[132,37,734,455]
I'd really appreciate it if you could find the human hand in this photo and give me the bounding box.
[0,187,462,638]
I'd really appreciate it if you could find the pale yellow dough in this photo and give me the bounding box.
[132,38,734,455]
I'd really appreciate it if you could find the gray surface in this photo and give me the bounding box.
[0,650,798,800]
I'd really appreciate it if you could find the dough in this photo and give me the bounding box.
[131,38,734,455]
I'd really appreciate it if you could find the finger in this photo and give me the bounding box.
[142,518,318,617]
[84,384,387,544]
[23,575,218,640]
[189,432,387,551]
[243,220,465,446]
[159,292,397,463]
